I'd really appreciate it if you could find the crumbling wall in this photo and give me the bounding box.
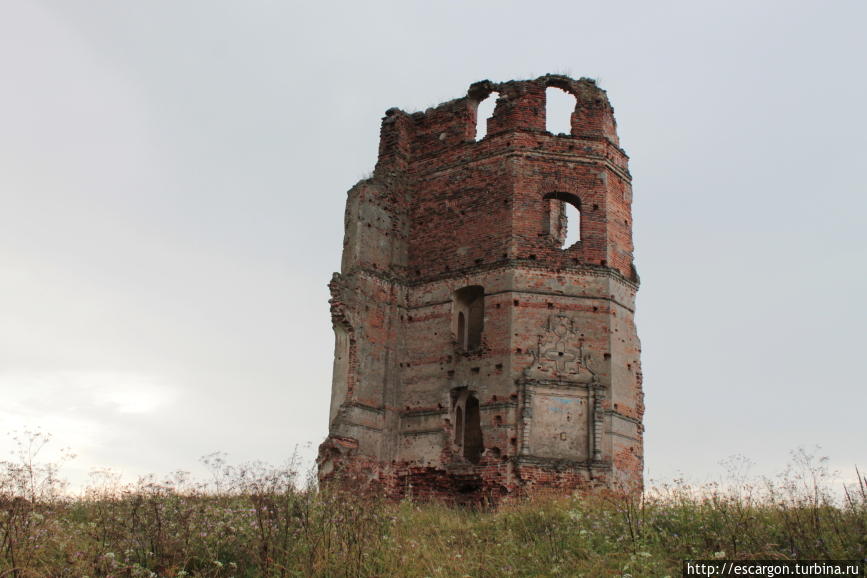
[319,75,644,502]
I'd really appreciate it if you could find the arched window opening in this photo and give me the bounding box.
[475,91,500,141]
[454,286,485,351]
[543,192,582,249]
[545,86,576,135]
[452,389,484,464]
[463,394,483,463]
[563,202,581,247]
[467,297,484,350]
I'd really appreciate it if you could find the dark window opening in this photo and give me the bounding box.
[543,192,582,249]
[452,388,483,464]
[463,395,482,463]
[454,285,484,351]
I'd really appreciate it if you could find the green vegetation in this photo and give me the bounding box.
[1,431,864,577]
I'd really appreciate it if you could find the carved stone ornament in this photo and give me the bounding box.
[525,314,597,383]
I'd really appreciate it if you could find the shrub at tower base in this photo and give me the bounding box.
[1,437,864,576]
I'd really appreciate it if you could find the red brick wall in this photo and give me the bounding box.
[320,75,644,503]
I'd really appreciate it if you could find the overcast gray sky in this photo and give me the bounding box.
[1,0,864,491]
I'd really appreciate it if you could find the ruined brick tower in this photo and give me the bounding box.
[319,75,643,501]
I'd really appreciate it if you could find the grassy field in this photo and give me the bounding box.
[1,432,864,577]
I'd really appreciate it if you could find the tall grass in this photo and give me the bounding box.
[1,431,864,577]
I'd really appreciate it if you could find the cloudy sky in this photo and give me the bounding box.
[1,0,864,491]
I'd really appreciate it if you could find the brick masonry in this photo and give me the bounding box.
[318,75,643,504]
